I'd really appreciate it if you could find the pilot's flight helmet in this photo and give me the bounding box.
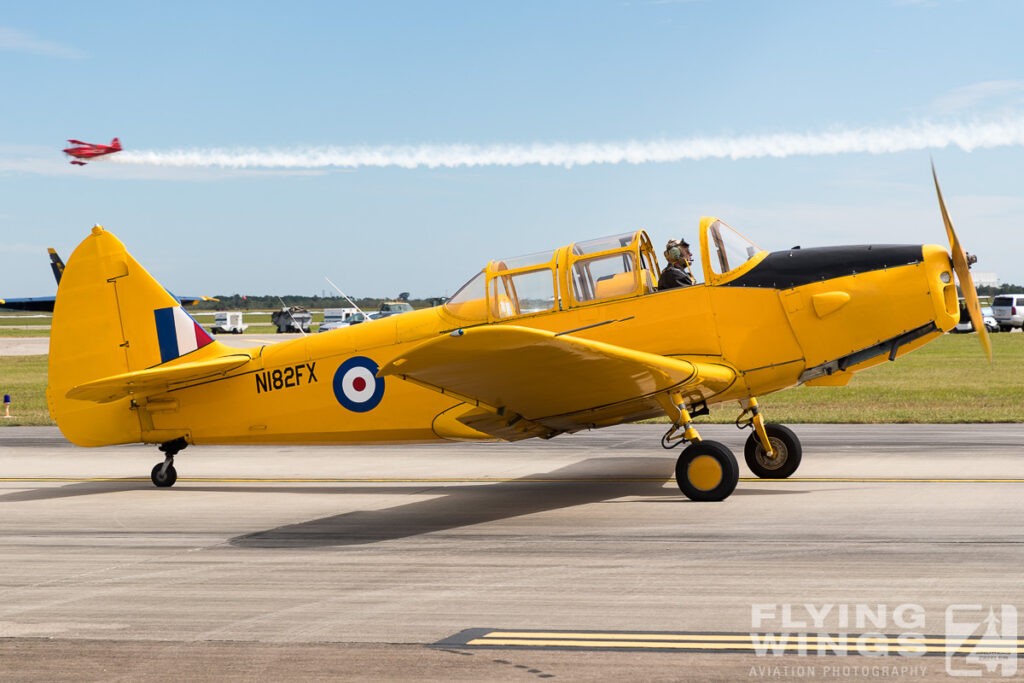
[665,238,690,263]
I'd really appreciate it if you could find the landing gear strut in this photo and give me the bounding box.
[660,392,739,502]
[737,398,802,479]
[151,437,187,488]
[744,424,802,479]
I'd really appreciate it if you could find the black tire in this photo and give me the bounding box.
[151,463,177,488]
[744,423,802,479]
[675,441,739,502]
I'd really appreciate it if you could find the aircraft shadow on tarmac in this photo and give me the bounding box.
[229,457,805,549]
[0,480,154,502]
[0,457,806,546]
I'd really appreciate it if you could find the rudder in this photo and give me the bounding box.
[47,225,226,446]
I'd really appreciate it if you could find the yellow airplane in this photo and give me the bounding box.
[46,167,989,501]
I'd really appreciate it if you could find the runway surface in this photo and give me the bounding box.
[2,424,1023,681]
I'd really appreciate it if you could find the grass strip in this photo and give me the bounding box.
[0,355,51,425]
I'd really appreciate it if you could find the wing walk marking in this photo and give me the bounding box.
[553,316,634,337]
[445,630,1024,654]
[5,477,1024,483]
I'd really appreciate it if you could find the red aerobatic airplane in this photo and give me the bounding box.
[63,137,122,165]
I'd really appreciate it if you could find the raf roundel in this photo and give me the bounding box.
[333,356,385,412]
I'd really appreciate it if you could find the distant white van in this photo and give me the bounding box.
[318,307,363,333]
[323,307,360,324]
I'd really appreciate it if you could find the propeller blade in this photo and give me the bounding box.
[931,161,992,361]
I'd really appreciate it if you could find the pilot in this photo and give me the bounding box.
[658,238,695,290]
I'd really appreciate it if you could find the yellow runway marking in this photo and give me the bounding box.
[483,631,1024,644]
[469,638,1019,654]
[2,477,661,483]
[441,629,1024,655]
[3,477,1024,484]
[751,477,1024,483]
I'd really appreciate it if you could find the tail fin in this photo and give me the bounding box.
[47,225,232,446]
[48,248,65,284]
[110,137,121,150]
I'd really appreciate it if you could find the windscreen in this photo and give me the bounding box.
[443,270,487,321]
[707,220,762,275]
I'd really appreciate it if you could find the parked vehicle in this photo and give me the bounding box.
[271,306,312,333]
[210,311,248,335]
[318,312,367,333]
[322,307,360,324]
[378,301,414,315]
[954,305,998,334]
[992,294,1024,331]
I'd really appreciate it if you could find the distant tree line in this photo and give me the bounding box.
[188,294,447,311]
[977,283,1024,296]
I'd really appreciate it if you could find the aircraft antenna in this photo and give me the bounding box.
[324,276,369,318]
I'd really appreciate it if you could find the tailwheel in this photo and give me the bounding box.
[151,437,187,488]
[744,423,802,479]
[675,441,739,502]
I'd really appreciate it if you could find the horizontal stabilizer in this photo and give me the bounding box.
[67,353,252,403]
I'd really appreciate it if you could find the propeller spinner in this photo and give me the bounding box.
[931,161,992,361]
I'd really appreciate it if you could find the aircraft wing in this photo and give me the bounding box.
[177,295,218,306]
[378,325,736,440]
[66,353,252,403]
[1,252,213,313]
[0,296,56,312]
[166,289,218,306]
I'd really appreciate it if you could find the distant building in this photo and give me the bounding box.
[972,271,999,288]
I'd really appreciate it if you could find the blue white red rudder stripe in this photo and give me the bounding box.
[154,306,214,363]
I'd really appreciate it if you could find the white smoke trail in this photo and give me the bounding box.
[113,118,1024,170]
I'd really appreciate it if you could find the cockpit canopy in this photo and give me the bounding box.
[442,219,769,323]
[444,230,660,323]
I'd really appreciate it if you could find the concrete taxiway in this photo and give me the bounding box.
[2,424,1023,681]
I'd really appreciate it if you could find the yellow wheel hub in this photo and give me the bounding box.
[688,454,723,491]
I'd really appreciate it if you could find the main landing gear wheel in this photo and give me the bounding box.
[151,462,177,487]
[675,441,739,502]
[744,423,802,479]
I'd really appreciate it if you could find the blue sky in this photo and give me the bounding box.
[2,0,1023,299]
